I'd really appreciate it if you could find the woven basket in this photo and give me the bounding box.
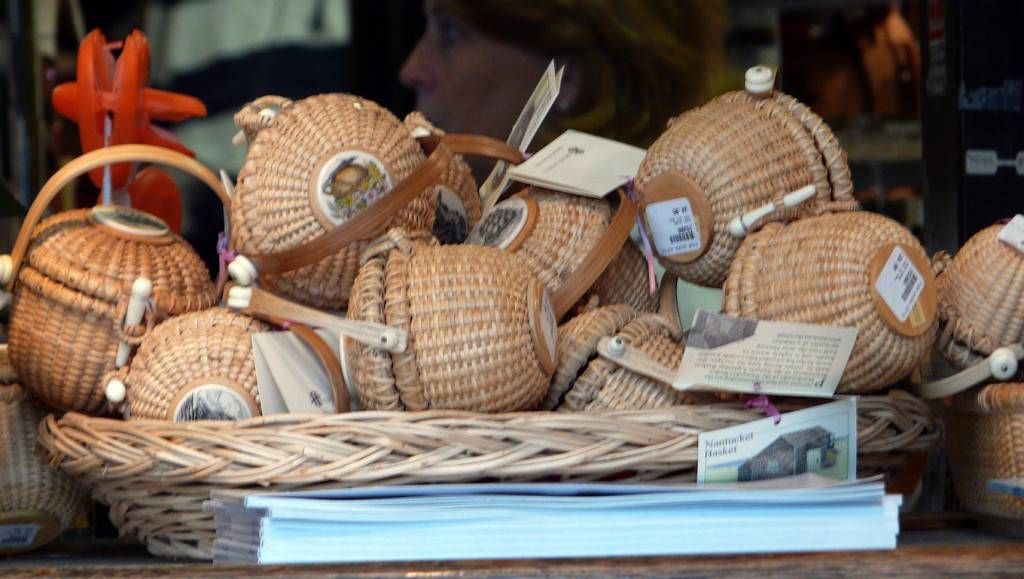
[634,68,858,288]
[230,95,518,310]
[723,211,939,393]
[0,347,87,555]
[110,308,271,421]
[947,382,1024,520]
[39,398,940,560]
[466,187,653,319]
[343,229,556,412]
[3,146,226,414]
[934,225,1024,370]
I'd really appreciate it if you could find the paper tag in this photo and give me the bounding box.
[645,198,701,256]
[998,215,1024,254]
[508,130,646,198]
[252,328,348,414]
[675,310,857,398]
[698,398,857,484]
[873,246,925,323]
[0,524,39,549]
[480,60,564,201]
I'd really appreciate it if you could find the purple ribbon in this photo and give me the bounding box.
[215,231,236,290]
[746,382,781,424]
[625,179,657,296]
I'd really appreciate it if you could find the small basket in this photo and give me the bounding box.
[634,66,858,288]
[947,382,1024,521]
[229,95,517,309]
[0,347,87,555]
[342,229,557,412]
[723,211,939,393]
[3,145,227,414]
[467,187,654,319]
[934,225,1024,370]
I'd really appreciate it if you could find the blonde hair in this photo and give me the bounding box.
[439,0,725,147]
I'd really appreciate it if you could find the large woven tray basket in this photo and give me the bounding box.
[467,187,655,318]
[39,397,939,560]
[633,67,859,288]
[3,146,227,414]
[0,347,87,554]
[946,382,1024,521]
[723,211,939,393]
[933,225,1024,370]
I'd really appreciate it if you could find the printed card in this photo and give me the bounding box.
[480,60,564,202]
[698,398,858,484]
[675,310,857,398]
[998,215,1024,255]
[252,328,348,415]
[873,246,925,323]
[507,130,646,198]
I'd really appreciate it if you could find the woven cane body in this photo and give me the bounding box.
[120,307,270,421]
[1,344,87,554]
[936,225,1024,369]
[723,211,938,393]
[231,94,434,309]
[345,232,557,412]
[947,382,1024,520]
[9,208,215,414]
[635,90,857,288]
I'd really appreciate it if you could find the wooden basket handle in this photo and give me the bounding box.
[2,144,230,292]
[550,189,638,320]
[657,272,683,340]
[241,134,523,277]
[917,343,1024,399]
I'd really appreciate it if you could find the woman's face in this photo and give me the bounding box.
[400,1,550,141]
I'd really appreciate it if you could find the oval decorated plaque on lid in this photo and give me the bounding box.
[310,151,394,229]
[89,205,170,239]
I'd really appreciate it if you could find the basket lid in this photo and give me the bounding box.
[937,224,1024,364]
[233,94,427,256]
[22,207,215,314]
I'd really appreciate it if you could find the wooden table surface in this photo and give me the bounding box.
[3,515,1023,578]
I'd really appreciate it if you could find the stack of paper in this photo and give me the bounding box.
[208,475,901,564]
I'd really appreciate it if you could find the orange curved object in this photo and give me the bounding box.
[52,28,207,190]
[125,166,183,233]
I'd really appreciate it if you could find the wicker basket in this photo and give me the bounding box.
[634,67,858,288]
[723,211,939,393]
[0,347,87,555]
[466,187,654,319]
[342,229,557,412]
[3,145,227,414]
[947,382,1024,521]
[934,225,1024,370]
[229,95,518,309]
[39,398,939,560]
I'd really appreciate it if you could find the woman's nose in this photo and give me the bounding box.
[400,38,434,92]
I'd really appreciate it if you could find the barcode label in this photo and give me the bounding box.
[0,524,39,549]
[998,215,1024,255]
[645,198,701,256]
[874,246,925,322]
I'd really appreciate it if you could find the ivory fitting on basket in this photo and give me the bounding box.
[918,344,1024,399]
[745,65,776,96]
[115,277,153,368]
[728,184,817,239]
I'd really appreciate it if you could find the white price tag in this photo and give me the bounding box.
[874,246,925,323]
[0,524,39,549]
[998,215,1024,255]
[645,198,701,256]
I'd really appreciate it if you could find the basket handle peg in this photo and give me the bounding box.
[226,285,408,353]
[115,277,152,368]
[228,255,258,286]
[105,378,127,404]
[917,343,1024,399]
[728,184,816,238]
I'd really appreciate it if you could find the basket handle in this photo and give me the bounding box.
[657,272,684,340]
[0,144,230,291]
[226,285,408,354]
[228,134,524,284]
[727,184,817,239]
[550,189,638,320]
[916,344,1024,399]
[595,335,754,395]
